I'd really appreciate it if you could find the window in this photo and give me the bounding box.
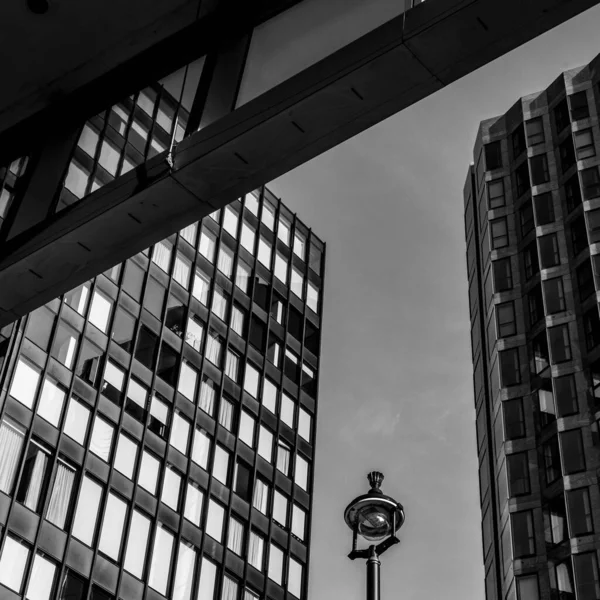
[46,460,76,529]
[257,426,273,462]
[26,553,57,600]
[199,228,217,262]
[273,490,288,526]
[25,306,55,351]
[512,124,526,158]
[525,117,544,146]
[499,348,520,387]
[98,493,127,561]
[192,428,211,469]
[292,505,306,540]
[516,575,539,600]
[228,517,245,555]
[0,536,29,593]
[248,531,265,571]
[148,525,174,595]
[519,200,534,238]
[544,495,567,546]
[307,281,319,313]
[235,260,251,294]
[206,499,225,542]
[10,358,40,408]
[88,290,112,333]
[573,552,600,600]
[538,233,560,268]
[173,253,191,289]
[166,292,186,337]
[206,331,222,366]
[490,218,508,249]
[241,222,256,254]
[268,544,284,584]
[63,397,90,445]
[212,286,228,321]
[16,441,50,513]
[217,245,234,278]
[253,478,269,514]
[197,377,215,416]
[550,560,574,600]
[274,253,288,283]
[112,307,136,352]
[277,440,291,475]
[218,397,234,431]
[225,349,240,381]
[531,332,549,374]
[51,322,79,370]
[178,361,198,401]
[172,541,196,600]
[288,558,303,598]
[213,446,230,485]
[170,412,191,455]
[234,461,252,502]
[90,416,114,462]
[125,378,148,421]
[523,241,539,280]
[64,161,90,198]
[161,466,181,511]
[239,411,255,448]
[184,483,204,527]
[65,281,91,315]
[554,98,570,132]
[549,324,572,363]
[582,166,600,200]
[102,361,125,405]
[258,237,272,268]
[197,558,217,600]
[278,214,291,245]
[223,206,239,238]
[295,455,309,491]
[554,374,578,417]
[561,428,585,474]
[299,408,312,442]
[493,258,512,291]
[230,305,245,337]
[575,129,596,159]
[138,450,160,494]
[281,393,295,428]
[565,173,583,212]
[180,222,198,246]
[533,192,554,226]
[263,379,277,414]
[243,363,260,398]
[193,270,210,305]
[570,90,589,120]
[72,476,103,546]
[291,266,304,298]
[114,434,138,479]
[152,241,172,272]
[496,302,516,337]
[584,307,600,351]
[37,378,66,427]
[148,394,169,438]
[512,511,535,557]
[143,278,166,319]
[544,277,566,314]
[507,452,530,496]
[186,315,204,352]
[515,161,530,197]
[567,487,593,536]
[530,154,550,185]
[588,208,600,245]
[543,436,562,484]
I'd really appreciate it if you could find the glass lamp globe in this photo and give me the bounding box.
[356,504,394,542]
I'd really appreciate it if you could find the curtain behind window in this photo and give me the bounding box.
[46,461,75,529]
[0,421,24,494]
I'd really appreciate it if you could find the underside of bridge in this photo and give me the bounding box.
[0,0,598,326]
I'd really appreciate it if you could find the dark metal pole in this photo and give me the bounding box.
[366,545,381,600]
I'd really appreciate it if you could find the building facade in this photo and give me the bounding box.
[465,56,600,600]
[0,175,325,599]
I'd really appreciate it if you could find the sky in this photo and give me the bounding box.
[268,6,600,600]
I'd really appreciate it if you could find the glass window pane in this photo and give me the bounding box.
[138,451,160,494]
[239,411,255,448]
[71,476,103,546]
[98,493,127,561]
[172,541,196,600]
[26,553,56,600]
[88,290,112,333]
[161,467,181,511]
[288,558,303,597]
[45,461,76,530]
[192,428,211,469]
[170,412,190,456]
[268,544,284,584]
[63,397,90,445]
[213,446,229,484]
[0,536,29,593]
[89,416,114,462]
[291,505,306,540]
[184,483,203,527]
[37,378,66,427]
[114,434,138,479]
[197,558,217,600]
[10,358,40,408]
[206,500,225,542]
[148,526,175,595]
[0,420,25,496]
[124,510,151,579]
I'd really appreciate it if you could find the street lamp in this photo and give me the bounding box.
[344,471,405,600]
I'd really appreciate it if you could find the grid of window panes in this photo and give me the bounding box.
[0,155,29,233]
[57,57,205,213]
[467,75,600,600]
[0,185,324,600]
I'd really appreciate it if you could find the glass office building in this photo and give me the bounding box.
[0,172,324,599]
[464,56,600,600]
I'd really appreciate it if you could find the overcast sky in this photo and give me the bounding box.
[269,6,600,600]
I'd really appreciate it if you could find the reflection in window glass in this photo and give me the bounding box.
[295,455,309,491]
[89,290,112,333]
[170,412,190,456]
[98,493,127,561]
[26,553,56,600]
[124,510,151,579]
[90,416,114,462]
[0,536,29,593]
[239,411,255,448]
[63,397,90,445]
[138,451,160,495]
[149,525,175,595]
[37,378,66,427]
[72,476,103,546]
[114,434,138,479]
[9,358,40,408]
[64,282,91,315]
[298,408,312,442]
[161,467,181,511]
[281,393,295,428]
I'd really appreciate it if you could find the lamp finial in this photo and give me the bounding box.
[367,471,384,492]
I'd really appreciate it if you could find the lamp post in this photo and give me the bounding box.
[344,471,405,600]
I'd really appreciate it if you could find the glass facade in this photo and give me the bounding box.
[0,186,324,599]
[465,64,600,600]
